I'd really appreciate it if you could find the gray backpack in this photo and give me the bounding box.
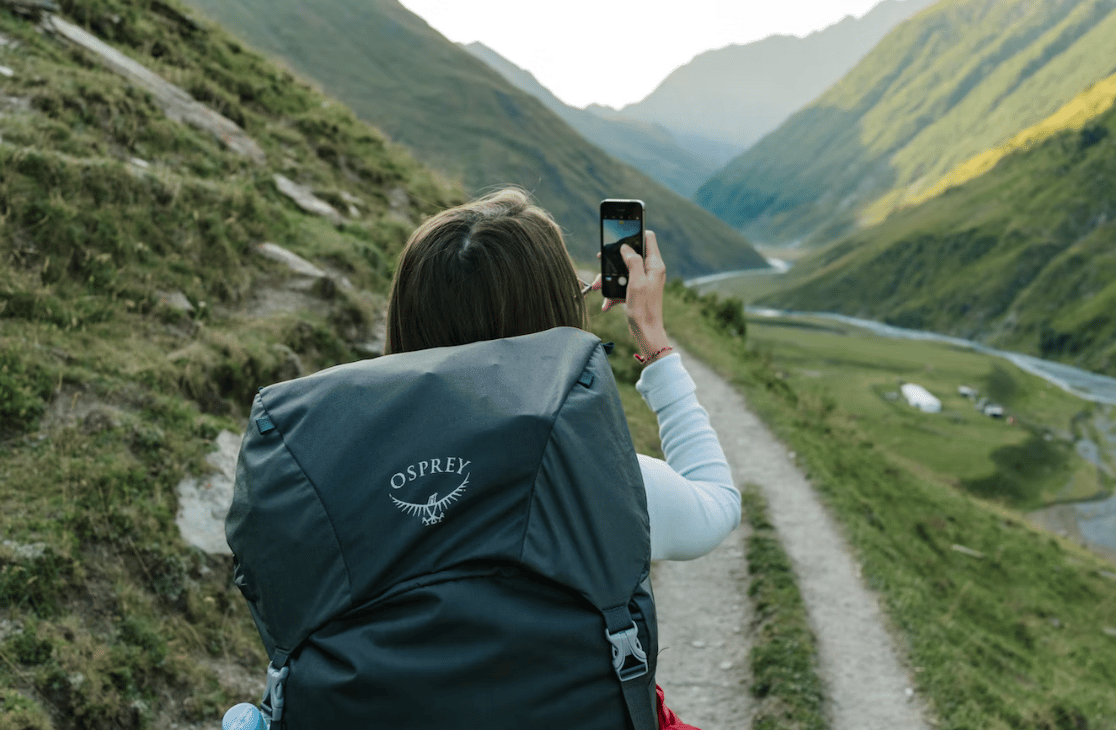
[226,327,658,729]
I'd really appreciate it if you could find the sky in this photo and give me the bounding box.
[397,0,893,109]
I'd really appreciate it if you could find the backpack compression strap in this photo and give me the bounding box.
[603,604,657,730]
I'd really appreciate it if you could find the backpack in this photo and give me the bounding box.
[226,327,658,729]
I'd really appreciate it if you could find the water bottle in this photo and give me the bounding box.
[222,703,266,730]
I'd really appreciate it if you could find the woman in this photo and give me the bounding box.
[387,187,740,728]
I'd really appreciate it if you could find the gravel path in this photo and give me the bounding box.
[651,343,931,730]
[652,522,754,729]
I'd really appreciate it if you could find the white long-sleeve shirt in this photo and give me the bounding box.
[635,353,740,561]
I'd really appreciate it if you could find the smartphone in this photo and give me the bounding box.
[600,199,645,300]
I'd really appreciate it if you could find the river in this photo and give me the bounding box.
[684,268,1116,560]
[743,306,1116,406]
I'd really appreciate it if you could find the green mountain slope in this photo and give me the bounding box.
[461,41,717,199]
[697,0,1116,247]
[760,96,1116,375]
[177,0,768,277]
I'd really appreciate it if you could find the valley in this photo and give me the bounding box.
[694,268,1116,561]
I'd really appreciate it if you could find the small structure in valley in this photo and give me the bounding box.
[900,383,942,413]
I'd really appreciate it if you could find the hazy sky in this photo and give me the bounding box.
[397,0,893,109]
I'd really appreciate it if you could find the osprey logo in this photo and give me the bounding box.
[389,457,471,526]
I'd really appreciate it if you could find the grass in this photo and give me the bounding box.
[663,281,1116,730]
[742,485,826,730]
[741,313,1113,509]
[864,71,1116,223]
[0,0,460,725]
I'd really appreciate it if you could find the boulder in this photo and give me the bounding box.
[175,430,242,555]
[156,289,194,313]
[256,242,326,278]
[273,174,345,225]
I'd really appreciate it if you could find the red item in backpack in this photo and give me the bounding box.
[656,685,701,730]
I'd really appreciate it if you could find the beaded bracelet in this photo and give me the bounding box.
[634,346,673,365]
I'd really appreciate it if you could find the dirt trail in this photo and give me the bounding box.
[651,344,931,730]
[652,522,753,729]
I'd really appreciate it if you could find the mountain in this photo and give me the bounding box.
[177,0,769,277]
[759,77,1116,375]
[618,0,938,164]
[697,0,1116,246]
[461,41,717,198]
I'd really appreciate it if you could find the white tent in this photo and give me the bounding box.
[901,383,942,413]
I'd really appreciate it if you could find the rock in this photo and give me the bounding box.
[690,640,706,648]
[0,93,28,110]
[156,289,194,313]
[270,343,303,382]
[718,661,733,670]
[273,174,345,225]
[0,65,13,78]
[129,156,150,169]
[0,619,24,642]
[950,544,985,559]
[1103,627,1116,637]
[175,430,242,555]
[357,319,388,357]
[42,386,125,432]
[1,539,47,560]
[256,242,326,279]
[82,406,120,434]
[387,186,409,212]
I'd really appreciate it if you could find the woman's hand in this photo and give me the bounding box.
[594,230,670,362]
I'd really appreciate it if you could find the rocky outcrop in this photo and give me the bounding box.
[175,430,242,555]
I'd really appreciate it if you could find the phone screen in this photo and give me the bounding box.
[600,200,644,299]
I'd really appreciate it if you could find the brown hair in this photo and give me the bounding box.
[386,188,587,354]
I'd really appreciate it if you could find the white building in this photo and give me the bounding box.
[901,383,942,413]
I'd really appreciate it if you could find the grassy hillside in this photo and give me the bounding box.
[697,0,1116,247]
[176,0,768,278]
[0,0,468,725]
[760,97,1116,376]
[867,70,1116,218]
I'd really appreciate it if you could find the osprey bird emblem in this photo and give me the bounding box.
[391,475,469,526]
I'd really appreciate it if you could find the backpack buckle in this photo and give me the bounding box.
[605,624,648,681]
[261,663,289,727]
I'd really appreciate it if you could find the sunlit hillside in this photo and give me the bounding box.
[697,0,1116,247]
[863,70,1116,222]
